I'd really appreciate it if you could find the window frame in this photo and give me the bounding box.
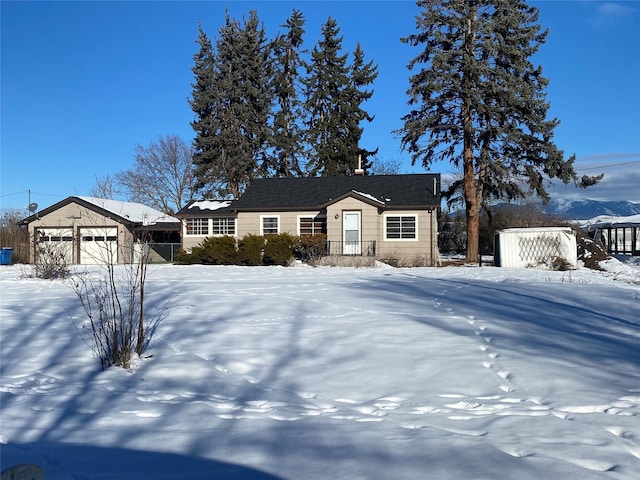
[185,217,209,236]
[297,215,327,236]
[384,214,418,241]
[260,215,280,236]
[211,217,236,236]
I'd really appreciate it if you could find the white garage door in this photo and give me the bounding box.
[36,228,74,264]
[80,227,118,264]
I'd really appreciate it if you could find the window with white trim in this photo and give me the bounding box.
[212,217,235,236]
[186,218,209,236]
[299,216,326,235]
[385,215,417,240]
[261,216,279,236]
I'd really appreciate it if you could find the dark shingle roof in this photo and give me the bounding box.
[232,174,440,211]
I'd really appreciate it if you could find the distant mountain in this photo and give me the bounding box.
[542,199,640,220]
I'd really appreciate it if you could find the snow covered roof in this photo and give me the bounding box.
[576,214,640,230]
[188,200,232,211]
[497,226,574,234]
[76,197,180,225]
[176,199,235,217]
[351,190,386,205]
[19,196,180,229]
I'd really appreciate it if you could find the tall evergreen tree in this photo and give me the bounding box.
[346,42,379,173]
[303,18,378,176]
[399,0,600,262]
[190,23,218,194]
[269,9,306,177]
[190,12,273,198]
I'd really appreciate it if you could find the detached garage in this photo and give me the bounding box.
[19,196,181,265]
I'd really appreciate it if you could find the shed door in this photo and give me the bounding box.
[80,227,118,264]
[343,212,361,255]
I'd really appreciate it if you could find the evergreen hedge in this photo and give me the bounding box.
[176,233,300,266]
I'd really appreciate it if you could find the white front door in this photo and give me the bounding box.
[343,212,361,255]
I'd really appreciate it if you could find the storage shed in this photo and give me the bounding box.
[494,227,577,269]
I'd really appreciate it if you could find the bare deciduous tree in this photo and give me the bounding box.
[0,210,30,264]
[116,134,196,215]
[90,173,120,199]
[370,157,402,176]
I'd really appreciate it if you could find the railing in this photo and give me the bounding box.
[326,240,376,257]
[599,226,640,256]
[294,240,377,262]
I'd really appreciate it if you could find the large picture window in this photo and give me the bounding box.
[299,217,326,235]
[261,216,279,236]
[386,215,417,240]
[186,218,209,236]
[212,218,235,236]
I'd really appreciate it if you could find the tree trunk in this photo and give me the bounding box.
[464,144,480,263]
[462,8,479,264]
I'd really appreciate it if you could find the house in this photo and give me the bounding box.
[19,196,181,265]
[177,174,441,266]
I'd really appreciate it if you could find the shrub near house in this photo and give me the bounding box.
[175,233,298,267]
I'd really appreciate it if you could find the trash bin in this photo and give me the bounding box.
[0,247,14,265]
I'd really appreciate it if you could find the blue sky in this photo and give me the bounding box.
[1,0,639,214]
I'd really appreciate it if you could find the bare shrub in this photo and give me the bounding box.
[71,239,161,370]
[295,234,328,263]
[550,256,573,271]
[379,258,399,267]
[576,229,609,271]
[31,234,72,280]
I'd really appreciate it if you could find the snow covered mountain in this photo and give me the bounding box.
[543,199,640,220]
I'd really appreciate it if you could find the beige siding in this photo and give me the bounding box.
[377,209,438,266]
[27,202,135,264]
[326,197,379,245]
[181,218,206,252]
[181,235,204,253]
[236,211,324,237]
[328,198,438,266]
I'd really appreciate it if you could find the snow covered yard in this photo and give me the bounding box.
[1,260,639,479]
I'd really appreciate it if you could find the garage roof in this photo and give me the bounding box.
[19,196,181,230]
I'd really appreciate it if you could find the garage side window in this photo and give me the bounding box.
[385,215,417,240]
[186,218,209,236]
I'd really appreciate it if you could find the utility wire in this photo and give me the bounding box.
[576,160,640,171]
